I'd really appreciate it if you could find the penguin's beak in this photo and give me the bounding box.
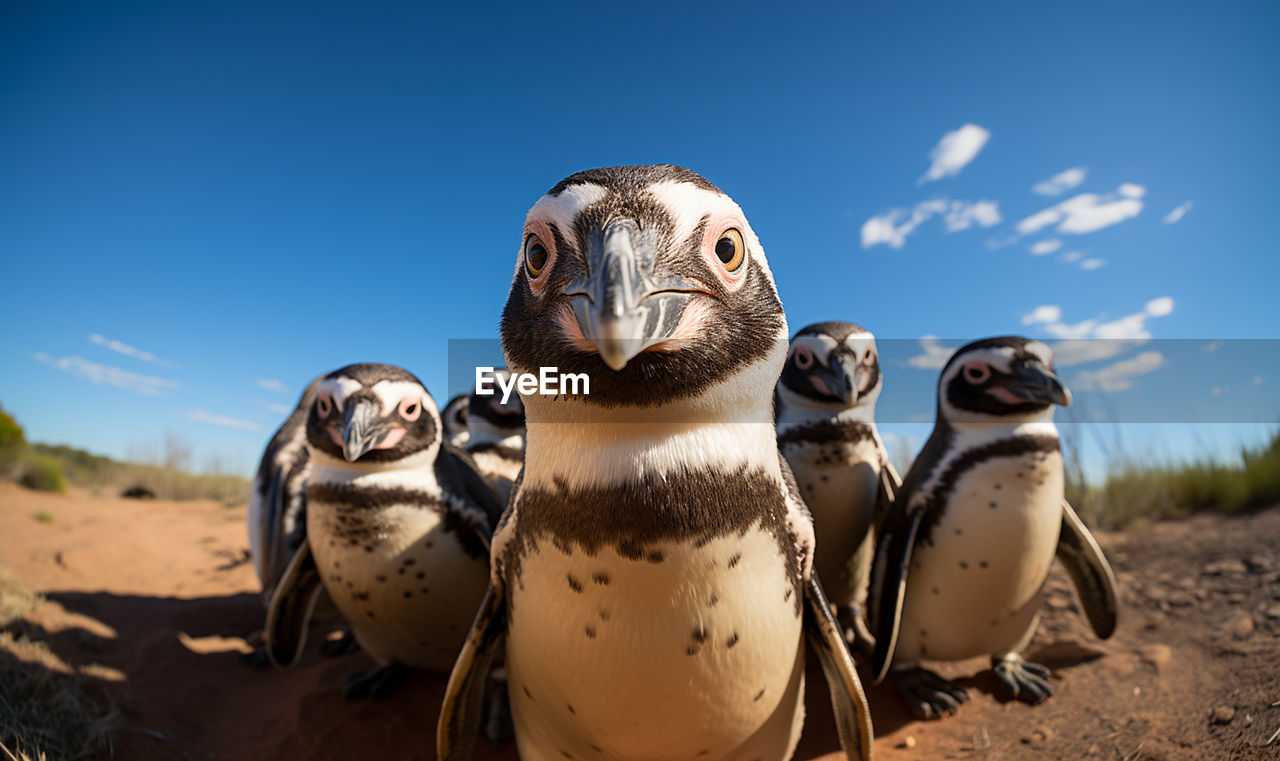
[815,355,860,406]
[1002,363,1072,408]
[342,399,392,462]
[566,219,705,371]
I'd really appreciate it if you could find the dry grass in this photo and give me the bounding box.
[0,571,119,761]
[30,443,249,506]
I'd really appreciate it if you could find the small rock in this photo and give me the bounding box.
[897,735,916,749]
[1138,643,1173,671]
[1020,727,1053,744]
[1265,604,1280,620]
[1245,555,1274,574]
[1204,559,1248,576]
[1224,611,1255,639]
[1212,706,1236,724]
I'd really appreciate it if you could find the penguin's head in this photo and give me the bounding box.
[441,393,471,445]
[466,369,526,439]
[778,322,882,411]
[501,165,787,409]
[938,337,1071,425]
[305,363,441,467]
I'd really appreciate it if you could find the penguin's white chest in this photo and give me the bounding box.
[505,527,806,761]
[783,438,881,606]
[308,501,489,670]
[895,450,1063,663]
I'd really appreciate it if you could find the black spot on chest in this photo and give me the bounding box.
[309,482,487,559]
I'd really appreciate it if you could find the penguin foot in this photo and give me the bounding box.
[241,644,271,670]
[836,606,876,660]
[320,630,359,657]
[341,664,403,700]
[992,655,1054,704]
[890,667,969,720]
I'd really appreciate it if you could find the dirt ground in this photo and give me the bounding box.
[1,481,1277,761]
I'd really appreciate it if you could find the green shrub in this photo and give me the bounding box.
[18,459,66,494]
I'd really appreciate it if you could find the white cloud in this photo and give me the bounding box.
[34,352,181,397]
[1061,250,1084,263]
[1079,258,1106,271]
[919,124,990,184]
[1029,239,1063,256]
[267,403,291,415]
[1091,297,1174,340]
[1117,183,1146,199]
[1163,201,1193,224]
[1145,297,1174,317]
[1051,338,1146,367]
[88,334,175,367]
[907,335,957,369]
[1201,340,1224,352]
[257,378,289,393]
[1022,305,1062,326]
[1073,351,1165,392]
[1017,187,1144,236]
[862,198,1001,249]
[1032,167,1087,196]
[186,410,262,432]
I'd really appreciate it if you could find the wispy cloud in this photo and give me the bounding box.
[1017,187,1143,236]
[1163,201,1193,224]
[1032,167,1087,196]
[919,124,990,184]
[89,334,176,367]
[1073,351,1166,392]
[257,378,289,393]
[1029,239,1062,256]
[907,335,958,369]
[1117,183,1146,199]
[1021,297,1174,366]
[267,403,291,415]
[862,198,1002,249]
[1079,257,1106,271]
[1201,340,1224,352]
[186,410,262,431]
[34,352,181,396]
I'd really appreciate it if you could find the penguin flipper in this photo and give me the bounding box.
[438,583,507,761]
[258,463,286,592]
[804,575,875,761]
[1056,500,1119,640]
[869,502,925,683]
[874,459,902,531]
[265,538,323,668]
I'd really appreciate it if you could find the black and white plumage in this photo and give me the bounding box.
[465,369,526,506]
[443,393,472,448]
[439,165,873,761]
[266,363,502,696]
[776,322,900,653]
[247,377,321,604]
[868,337,1118,719]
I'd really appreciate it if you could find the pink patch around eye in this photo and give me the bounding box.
[964,362,990,383]
[399,398,422,421]
[699,216,748,287]
[375,427,407,450]
[795,346,814,369]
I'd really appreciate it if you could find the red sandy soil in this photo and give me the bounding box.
[2,481,1278,760]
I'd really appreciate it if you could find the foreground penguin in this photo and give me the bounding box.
[439,165,873,761]
[776,323,900,653]
[868,337,1118,719]
[266,363,502,698]
[466,368,526,505]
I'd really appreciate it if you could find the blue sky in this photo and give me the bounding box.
[1,0,1276,476]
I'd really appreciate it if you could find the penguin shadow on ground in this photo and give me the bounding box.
[41,589,521,761]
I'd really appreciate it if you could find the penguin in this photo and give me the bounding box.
[438,165,873,761]
[443,392,472,448]
[775,322,900,654]
[466,368,526,505]
[266,363,503,699]
[867,337,1118,719]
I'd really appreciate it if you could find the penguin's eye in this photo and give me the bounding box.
[963,362,990,384]
[399,397,422,422]
[316,392,332,417]
[794,345,814,370]
[862,349,877,366]
[714,228,745,272]
[525,235,549,278]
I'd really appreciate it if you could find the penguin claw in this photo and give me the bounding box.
[992,657,1054,705]
[241,644,271,670]
[341,664,403,700]
[320,630,359,657]
[891,667,969,720]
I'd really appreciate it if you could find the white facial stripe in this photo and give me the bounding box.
[943,347,1018,384]
[794,334,838,361]
[370,380,429,416]
[318,377,363,410]
[527,183,608,238]
[843,335,875,355]
[1026,340,1053,365]
[646,180,736,242]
